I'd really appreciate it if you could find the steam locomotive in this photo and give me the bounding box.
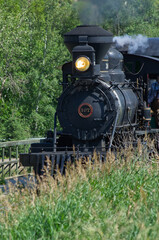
[20,25,153,175]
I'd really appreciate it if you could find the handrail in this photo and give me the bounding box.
[0,138,45,147]
[0,138,45,180]
[0,160,19,166]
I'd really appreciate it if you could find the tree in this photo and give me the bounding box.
[74,0,159,36]
[0,0,79,140]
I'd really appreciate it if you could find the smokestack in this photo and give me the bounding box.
[64,25,113,63]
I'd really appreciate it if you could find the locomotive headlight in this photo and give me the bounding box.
[75,57,90,72]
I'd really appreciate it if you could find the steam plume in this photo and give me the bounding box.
[113,35,149,54]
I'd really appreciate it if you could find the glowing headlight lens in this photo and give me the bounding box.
[75,57,90,72]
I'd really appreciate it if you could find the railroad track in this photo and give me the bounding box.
[0,174,36,194]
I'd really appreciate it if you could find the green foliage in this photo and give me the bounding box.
[0,0,79,140]
[74,0,159,36]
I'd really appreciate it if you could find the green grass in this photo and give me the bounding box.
[0,176,5,185]
[0,145,159,240]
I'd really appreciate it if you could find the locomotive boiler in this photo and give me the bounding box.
[20,25,151,175]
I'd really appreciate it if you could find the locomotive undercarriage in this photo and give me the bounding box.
[20,125,158,176]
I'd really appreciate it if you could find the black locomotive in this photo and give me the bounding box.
[20,25,153,175]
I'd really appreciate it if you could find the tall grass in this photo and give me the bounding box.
[0,143,159,240]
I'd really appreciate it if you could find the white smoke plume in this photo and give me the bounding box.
[113,34,149,54]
